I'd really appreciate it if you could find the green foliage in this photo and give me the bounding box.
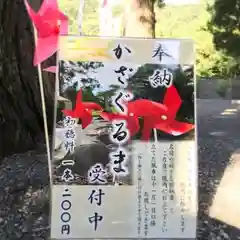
[59,0,99,35]
[58,0,239,78]
[208,0,240,58]
[82,87,101,103]
[155,2,230,78]
[96,84,120,112]
[207,0,240,77]
[59,61,104,91]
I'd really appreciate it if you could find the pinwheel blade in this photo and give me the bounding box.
[128,116,140,137]
[169,121,194,136]
[62,109,75,117]
[76,89,83,104]
[84,102,103,111]
[34,34,58,66]
[128,99,167,117]
[63,89,104,129]
[163,85,182,119]
[38,0,58,16]
[155,120,194,136]
[59,12,68,34]
[81,111,93,129]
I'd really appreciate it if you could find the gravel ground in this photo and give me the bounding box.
[0,99,240,239]
[0,149,50,239]
[197,99,240,240]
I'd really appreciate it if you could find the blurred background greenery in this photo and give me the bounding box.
[58,0,236,81]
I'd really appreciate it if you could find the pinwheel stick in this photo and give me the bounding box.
[153,128,158,143]
[33,28,53,185]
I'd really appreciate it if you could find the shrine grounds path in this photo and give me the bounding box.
[197,99,240,239]
[0,99,240,239]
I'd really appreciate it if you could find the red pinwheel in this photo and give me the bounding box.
[127,99,167,140]
[24,0,68,66]
[99,110,140,138]
[154,85,194,136]
[62,89,103,129]
[128,85,194,140]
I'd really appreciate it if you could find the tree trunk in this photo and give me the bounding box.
[0,0,55,158]
[124,0,156,38]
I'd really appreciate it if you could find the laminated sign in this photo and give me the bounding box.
[51,36,197,239]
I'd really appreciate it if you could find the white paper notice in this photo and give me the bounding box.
[51,141,197,239]
[51,36,196,240]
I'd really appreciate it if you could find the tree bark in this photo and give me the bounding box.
[0,0,55,158]
[124,0,156,38]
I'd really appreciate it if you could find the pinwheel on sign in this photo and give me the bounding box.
[153,85,194,137]
[62,89,103,129]
[99,85,194,141]
[131,85,194,140]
